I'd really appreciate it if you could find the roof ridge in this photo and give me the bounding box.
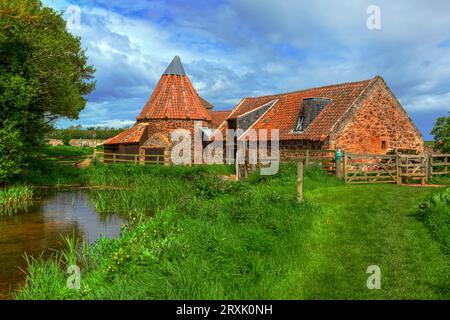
[243,77,376,100]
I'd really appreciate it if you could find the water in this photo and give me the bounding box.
[0,190,128,300]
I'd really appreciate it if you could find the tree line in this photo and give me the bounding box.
[48,125,129,144]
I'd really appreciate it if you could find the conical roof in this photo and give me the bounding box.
[137,56,211,121]
[163,56,186,76]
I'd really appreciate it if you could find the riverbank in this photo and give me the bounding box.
[14,162,450,299]
[0,185,34,216]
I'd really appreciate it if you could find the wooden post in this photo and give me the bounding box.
[305,150,310,167]
[235,153,239,181]
[429,153,432,179]
[420,155,424,185]
[446,155,448,175]
[336,158,342,179]
[343,150,347,183]
[396,154,401,184]
[134,155,138,164]
[297,161,304,203]
[335,149,342,179]
[113,153,116,164]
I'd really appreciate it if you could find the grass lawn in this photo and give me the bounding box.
[12,159,450,300]
[287,184,449,299]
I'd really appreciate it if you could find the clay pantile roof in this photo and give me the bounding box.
[103,123,147,145]
[137,56,212,121]
[223,77,376,141]
[200,96,214,110]
[210,110,232,128]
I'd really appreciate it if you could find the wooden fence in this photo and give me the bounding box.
[342,152,449,184]
[430,154,449,176]
[344,153,398,184]
[281,149,337,173]
[45,147,449,185]
[96,152,164,165]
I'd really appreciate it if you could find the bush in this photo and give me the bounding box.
[0,122,25,183]
[417,188,450,253]
[61,132,72,146]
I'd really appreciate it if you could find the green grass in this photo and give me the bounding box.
[36,145,94,157]
[417,188,450,254]
[287,184,449,299]
[15,164,450,300]
[0,185,34,215]
[429,174,450,185]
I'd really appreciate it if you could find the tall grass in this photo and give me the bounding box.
[16,164,327,299]
[0,185,34,215]
[417,188,450,253]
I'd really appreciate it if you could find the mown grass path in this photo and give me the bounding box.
[286,185,449,299]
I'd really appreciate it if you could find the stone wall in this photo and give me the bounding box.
[331,78,424,154]
[139,119,211,164]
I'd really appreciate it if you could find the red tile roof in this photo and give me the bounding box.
[103,123,147,145]
[221,77,376,141]
[210,110,232,128]
[136,74,212,121]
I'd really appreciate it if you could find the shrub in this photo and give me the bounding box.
[192,173,243,198]
[417,188,450,253]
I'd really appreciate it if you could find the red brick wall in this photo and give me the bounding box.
[332,78,424,154]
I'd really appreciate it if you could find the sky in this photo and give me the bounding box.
[43,0,450,140]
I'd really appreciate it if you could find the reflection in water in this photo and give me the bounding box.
[0,191,127,300]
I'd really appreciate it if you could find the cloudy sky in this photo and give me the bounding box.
[43,0,449,140]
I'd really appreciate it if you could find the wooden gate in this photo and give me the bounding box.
[344,153,398,184]
[398,154,427,184]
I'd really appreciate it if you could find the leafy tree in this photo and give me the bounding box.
[61,131,72,146]
[0,122,25,183]
[0,0,95,148]
[431,113,450,153]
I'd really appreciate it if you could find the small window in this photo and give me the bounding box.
[295,116,305,132]
[381,141,387,150]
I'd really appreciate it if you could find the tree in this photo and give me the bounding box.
[0,0,95,148]
[0,122,25,183]
[431,112,450,153]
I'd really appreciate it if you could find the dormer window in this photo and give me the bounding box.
[293,97,331,133]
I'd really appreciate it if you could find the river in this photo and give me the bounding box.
[0,190,127,299]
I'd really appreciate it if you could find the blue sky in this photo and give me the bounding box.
[43,0,450,140]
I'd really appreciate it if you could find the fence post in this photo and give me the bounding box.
[396,154,401,185]
[429,153,432,180]
[113,153,116,164]
[305,150,310,167]
[421,155,426,185]
[343,150,347,183]
[134,155,138,164]
[335,149,342,179]
[297,161,304,203]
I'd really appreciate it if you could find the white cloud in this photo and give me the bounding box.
[402,92,450,113]
[41,0,450,139]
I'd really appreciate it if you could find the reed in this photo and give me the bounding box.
[0,185,34,215]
